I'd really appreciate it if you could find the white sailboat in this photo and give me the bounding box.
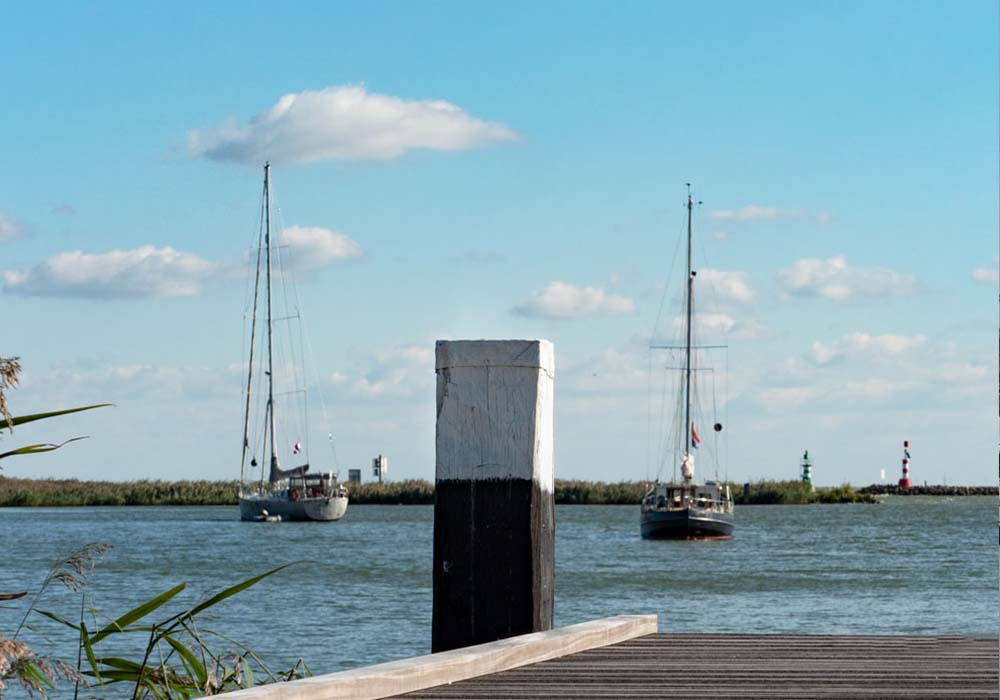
[238,163,349,522]
[640,185,734,539]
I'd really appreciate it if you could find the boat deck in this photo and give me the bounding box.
[395,632,998,699]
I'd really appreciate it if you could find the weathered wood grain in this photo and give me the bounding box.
[433,340,555,653]
[198,616,655,700]
[398,633,998,699]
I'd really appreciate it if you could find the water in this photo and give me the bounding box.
[1,498,995,683]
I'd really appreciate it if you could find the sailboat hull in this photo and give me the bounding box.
[640,506,733,540]
[239,494,348,522]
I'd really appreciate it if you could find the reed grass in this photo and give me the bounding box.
[0,476,877,506]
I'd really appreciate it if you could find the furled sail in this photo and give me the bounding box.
[269,456,309,483]
[681,453,695,481]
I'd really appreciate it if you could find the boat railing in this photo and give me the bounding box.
[645,495,732,512]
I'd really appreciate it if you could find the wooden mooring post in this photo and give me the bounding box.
[432,339,555,653]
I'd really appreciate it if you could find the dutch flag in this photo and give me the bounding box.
[691,423,701,449]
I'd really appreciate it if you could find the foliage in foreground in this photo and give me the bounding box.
[0,545,307,698]
[0,355,110,464]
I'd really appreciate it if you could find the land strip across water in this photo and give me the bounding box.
[0,476,992,507]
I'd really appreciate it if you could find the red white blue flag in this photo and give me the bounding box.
[691,423,701,449]
[293,441,302,454]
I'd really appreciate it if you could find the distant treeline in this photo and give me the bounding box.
[0,476,905,507]
[859,484,998,496]
[737,480,876,504]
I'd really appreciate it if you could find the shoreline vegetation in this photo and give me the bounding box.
[0,476,993,507]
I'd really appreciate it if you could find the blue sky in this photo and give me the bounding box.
[3,1,996,485]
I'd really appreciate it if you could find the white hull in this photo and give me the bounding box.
[239,493,348,522]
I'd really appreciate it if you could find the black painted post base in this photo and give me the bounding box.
[431,478,554,652]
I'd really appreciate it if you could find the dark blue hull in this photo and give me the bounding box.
[641,507,734,540]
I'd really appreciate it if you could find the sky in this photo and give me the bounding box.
[2,1,996,486]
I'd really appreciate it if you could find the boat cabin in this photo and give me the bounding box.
[643,480,732,512]
[286,472,345,499]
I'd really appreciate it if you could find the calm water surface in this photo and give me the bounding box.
[1,498,995,678]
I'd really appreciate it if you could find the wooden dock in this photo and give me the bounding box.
[206,616,998,700]
[398,632,998,698]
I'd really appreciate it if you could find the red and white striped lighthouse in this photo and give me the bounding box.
[898,439,912,488]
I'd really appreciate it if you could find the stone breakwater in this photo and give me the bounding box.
[859,484,998,496]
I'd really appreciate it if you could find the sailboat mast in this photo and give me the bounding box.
[240,182,266,488]
[684,185,694,461]
[264,162,278,482]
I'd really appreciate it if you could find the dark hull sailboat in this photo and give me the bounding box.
[640,185,734,540]
[641,505,734,540]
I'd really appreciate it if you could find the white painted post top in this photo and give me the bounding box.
[198,614,656,700]
[436,339,554,375]
[435,339,554,485]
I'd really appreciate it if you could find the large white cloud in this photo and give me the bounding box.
[280,226,363,272]
[188,85,519,165]
[513,282,634,319]
[696,268,754,302]
[777,255,918,301]
[3,245,215,299]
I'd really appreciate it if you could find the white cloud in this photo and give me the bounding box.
[513,281,634,319]
[351,344,433,398]
[0,212,21,240]
[188,85,519,165]
[666,312,768,341]
[20,361,240,403]
[777,255,918,301]
[755,334,985,414]
[673,312,735,334]
[972,257,999,283]
[3,245,215,299]
[710,205,799,222]
[564,348,648,397]
[697,268,754,302]
[280,226,363,271]
[709,205,831,225]
[810,332,927,365]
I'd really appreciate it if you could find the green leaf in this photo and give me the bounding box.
[35,608,82,630]
[80,621,104,685]
[90,582,186,644]
[84,669,139,683]
[0,437,88,459]
[181,565,290,621]
[21,661,55,690]
[240,658,254,688]
[5,404,112,430]
[95,657,144,672]
[164,634,207,687]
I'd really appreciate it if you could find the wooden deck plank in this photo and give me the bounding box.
[396,633,998,699]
